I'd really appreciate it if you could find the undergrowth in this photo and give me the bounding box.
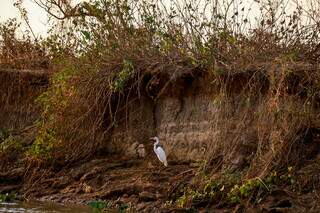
[26,65,76,160]
[0,128,23,163]
[88,200,129,212]
[171,166,296,209]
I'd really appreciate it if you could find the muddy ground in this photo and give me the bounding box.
[1,154,319,212]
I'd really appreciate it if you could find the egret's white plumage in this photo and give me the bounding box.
[151,137,168,167]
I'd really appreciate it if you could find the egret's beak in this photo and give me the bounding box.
[149,137,154,141]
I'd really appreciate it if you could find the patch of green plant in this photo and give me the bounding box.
[0,128,23,155]
[0,135,22,153]
[118,203,128,213]
[279,166,296,185]
[26,126,56,160]
[176,193,188,208]
[175,179,223,208]
[164,200,173,208]
[227,168,296,205]
[27,66,76,160]
[208,181,225,194]
[174,168,297,209]
[88,200,112,212]
[112,59,134,92]
[227,178,268,204]
[0,193,16,202]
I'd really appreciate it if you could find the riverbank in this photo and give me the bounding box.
[1,153,319,212]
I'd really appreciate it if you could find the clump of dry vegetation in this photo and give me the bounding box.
[1,0,320,209]
[0,19,49,70]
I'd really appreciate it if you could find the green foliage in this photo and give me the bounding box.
[112,59,134,92]
[279,166,296,185]
[174,168,297,209]
[226,168,296,205]
[175,178,223,208]
[27,127,56,160]
[0,129,22,154]
[0,135,22,153]
[27,66,76,160]
[118,203,129,213]
[227,178,266,204]
[0,193,16,202]
[176,194,188,208]
[81,30,91,40]
[88,200,111,212]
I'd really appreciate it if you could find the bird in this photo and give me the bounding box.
[150,136,168,167]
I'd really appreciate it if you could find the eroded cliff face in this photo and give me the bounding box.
[155,93,218,161]
[0,68,253,165]
[108,96,155,155]
[104,72,315,173]
[1,68,221,163]
[1,68,316,171]
[108,96,217,160]
[106,78,226,162]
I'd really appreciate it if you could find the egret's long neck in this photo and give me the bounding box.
[154,138,160,146]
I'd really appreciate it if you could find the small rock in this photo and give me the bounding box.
[156,192,163,199]
[139,191,157,201]
[137,144,146,158]
[128,142,139,156]
[147,162,155,169]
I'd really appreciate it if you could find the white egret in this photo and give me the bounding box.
[150,137,168,167]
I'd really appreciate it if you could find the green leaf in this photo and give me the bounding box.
[81,30,91,40]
